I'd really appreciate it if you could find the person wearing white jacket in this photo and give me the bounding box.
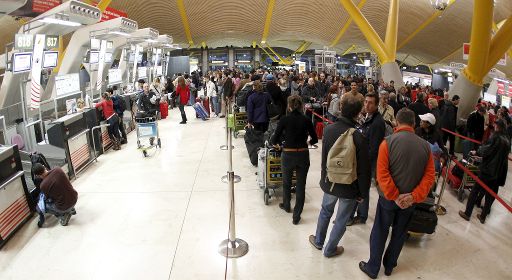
[205,76,219,117]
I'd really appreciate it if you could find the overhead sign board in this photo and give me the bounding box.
[449,62,466,69]
[108,68,122,85]
[14,34,34,51]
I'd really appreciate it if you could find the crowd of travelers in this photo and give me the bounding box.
[37,65,510,278]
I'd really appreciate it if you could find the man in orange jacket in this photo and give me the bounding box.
[359,108,435,279]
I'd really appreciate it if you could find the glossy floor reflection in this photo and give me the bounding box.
[0,106,511,280]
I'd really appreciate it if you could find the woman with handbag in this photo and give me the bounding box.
[271,95,318,225]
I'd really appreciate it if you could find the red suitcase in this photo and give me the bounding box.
[160,102,169,119]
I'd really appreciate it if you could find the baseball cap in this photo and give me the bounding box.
[419,113,436,125]
[266,74,274,80]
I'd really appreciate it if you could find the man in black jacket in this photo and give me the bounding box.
[348,92,386,226]
[309,93,371,258]
[459,119,510,224]
[442,95,460,155]
[408,92,430,128]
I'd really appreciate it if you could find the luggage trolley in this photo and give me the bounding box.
[233,111,247,138]
[135,113,161,157]
[258,142,317,205]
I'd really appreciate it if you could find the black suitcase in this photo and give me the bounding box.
[408,204,438,234]
[244,128,264,166]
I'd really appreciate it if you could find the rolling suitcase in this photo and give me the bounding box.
[196,97,210,117]
[159,102,168,119]
[193,102,209,120]
[244,128,264,166]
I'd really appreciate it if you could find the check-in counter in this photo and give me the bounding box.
[0,145,32,249]
[47,112,91,178]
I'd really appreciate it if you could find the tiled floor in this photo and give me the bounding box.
[1,106,511,280]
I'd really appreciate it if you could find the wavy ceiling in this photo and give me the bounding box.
[0,0,511,77]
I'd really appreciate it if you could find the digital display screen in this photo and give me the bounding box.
[12,52,32,73]
[90,39,101,50]
[138,67,147,79]
[43,51,58,68]
[89,51,99,64]
[105,52,113,63]
[55,73,81,97]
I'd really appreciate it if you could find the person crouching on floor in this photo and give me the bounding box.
[33,163,78,227]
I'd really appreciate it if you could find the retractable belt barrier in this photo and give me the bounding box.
[306,108,334,124]
[441,128,512,162]
[451,157,512,213]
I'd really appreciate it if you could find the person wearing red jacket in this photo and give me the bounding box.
[95,92,121,150]
[176,76,190,124]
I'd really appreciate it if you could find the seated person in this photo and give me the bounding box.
[33,163,78,227]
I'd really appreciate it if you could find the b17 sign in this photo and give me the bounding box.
[463,43,507,66]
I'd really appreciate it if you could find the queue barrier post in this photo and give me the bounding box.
[218,102,247,258]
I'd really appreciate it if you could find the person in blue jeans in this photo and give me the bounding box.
[309,93,371,257]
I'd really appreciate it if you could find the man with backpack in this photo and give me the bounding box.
[359,108,435,279]
[347,92,386,226]
[309,93,371,258]
[109,87,127,144]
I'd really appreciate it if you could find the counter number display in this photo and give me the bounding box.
[45,36,59,49]
[14,34,34,51]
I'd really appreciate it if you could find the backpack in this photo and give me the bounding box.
[113,95,126,113]
[326,128,357,190]
[236,86,250,107]
[328,96,340,116]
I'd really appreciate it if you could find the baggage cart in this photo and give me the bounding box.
[135,113,161,157]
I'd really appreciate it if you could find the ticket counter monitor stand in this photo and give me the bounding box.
[0,2,102,153]
[0,145,34,249]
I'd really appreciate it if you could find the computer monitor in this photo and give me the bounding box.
[12,52,32,73]
[89,51,99,64]
[105,52,113,63]
[43,51,58,69]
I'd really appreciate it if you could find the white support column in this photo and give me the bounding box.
[381,62,405,90]
[228,48,235,68]
[202,48,208,74]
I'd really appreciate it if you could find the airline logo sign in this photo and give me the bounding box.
[497,82,505,95]
[463,43,506,65]
[449,62,465,70]
[9,0,61,17]
[91,1,127,22]
[32,0,61,13]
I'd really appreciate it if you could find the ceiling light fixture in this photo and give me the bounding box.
[38,17,82,27]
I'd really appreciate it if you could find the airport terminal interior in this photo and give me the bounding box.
[0,0,511,279]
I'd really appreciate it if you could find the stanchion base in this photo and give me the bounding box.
[435,205,447,216]
[218,238,249,258]
[221,175,241,183]
[220,145,235,150]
